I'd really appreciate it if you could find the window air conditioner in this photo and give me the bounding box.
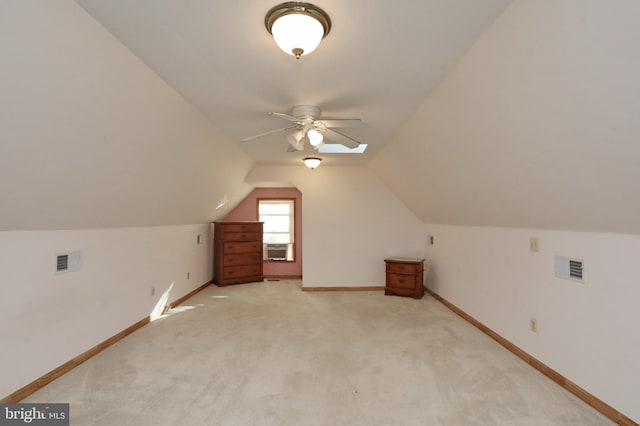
[265,243,287,260]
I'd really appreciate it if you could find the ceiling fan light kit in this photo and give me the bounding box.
[287,129,306,150]
[303,156,322,169]
[307,128,324,147]
[241,105,365,168]
[265,2,331,59]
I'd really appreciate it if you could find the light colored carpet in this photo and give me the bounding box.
[24,280,612,425]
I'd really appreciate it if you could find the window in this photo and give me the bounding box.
[258,199,295,261]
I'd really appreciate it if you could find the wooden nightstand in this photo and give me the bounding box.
[384,258,425,299]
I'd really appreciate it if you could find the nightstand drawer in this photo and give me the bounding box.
[387,273,416,290]
[386,262,422,274]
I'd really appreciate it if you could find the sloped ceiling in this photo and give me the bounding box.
[4,1,638,234]
[0,1,254,230]
[371,0,640,234]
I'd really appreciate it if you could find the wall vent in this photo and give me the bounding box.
[56,254,69,272]
[555,256,584,283]
[55,251,81,274]
[569,259,583,280]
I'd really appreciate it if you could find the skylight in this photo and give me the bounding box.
[319,144,368,154]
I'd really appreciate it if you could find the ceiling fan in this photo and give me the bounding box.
[241,105,365,151]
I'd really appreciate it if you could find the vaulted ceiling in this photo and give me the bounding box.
[72,0,640,234]
[3,1,638,234]
[371,0,640,233]
[75,0,513,167]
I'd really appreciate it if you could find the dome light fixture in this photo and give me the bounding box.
[303,156,322,169]
[265,2,331,59]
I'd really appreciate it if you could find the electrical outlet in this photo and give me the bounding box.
[529,237,539,252]
[187,272,190,280]
[151,286,155,297]
[530,317,538,333]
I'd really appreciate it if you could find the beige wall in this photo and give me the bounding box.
[247,165,425,287]
[425,224,640,422]
[0,1,252,398]
[369,1,640,422]
[0,225,213,399]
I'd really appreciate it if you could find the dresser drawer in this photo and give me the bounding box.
[223,264,262,279]
[387,273,416,290]
[222,231,261,241]
[223,241,262,254]
[219,223,262,233]
[224,253,262,266]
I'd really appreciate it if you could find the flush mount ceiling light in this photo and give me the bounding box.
[265,2,331,59]
[303,156,322,169]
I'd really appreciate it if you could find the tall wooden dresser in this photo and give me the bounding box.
[213,221,264,287]
[384,258,425,299]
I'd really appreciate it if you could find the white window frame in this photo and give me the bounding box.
[257,198,295,261]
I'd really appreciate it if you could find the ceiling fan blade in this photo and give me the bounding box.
[241,126,295,142]
[270,112,302,123]
[324,129,361,149]
[320,119,366,128]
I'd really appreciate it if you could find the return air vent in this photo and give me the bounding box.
[56,255,68,272]
[55,251,81,274]
[555,256,584,283]
[569,259,583,280]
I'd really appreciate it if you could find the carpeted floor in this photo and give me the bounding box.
[24,280,612,425]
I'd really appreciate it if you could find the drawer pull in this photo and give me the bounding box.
[398,279,405,283]
[241,234,246,238]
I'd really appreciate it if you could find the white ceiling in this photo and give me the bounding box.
[75,0,512,166]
